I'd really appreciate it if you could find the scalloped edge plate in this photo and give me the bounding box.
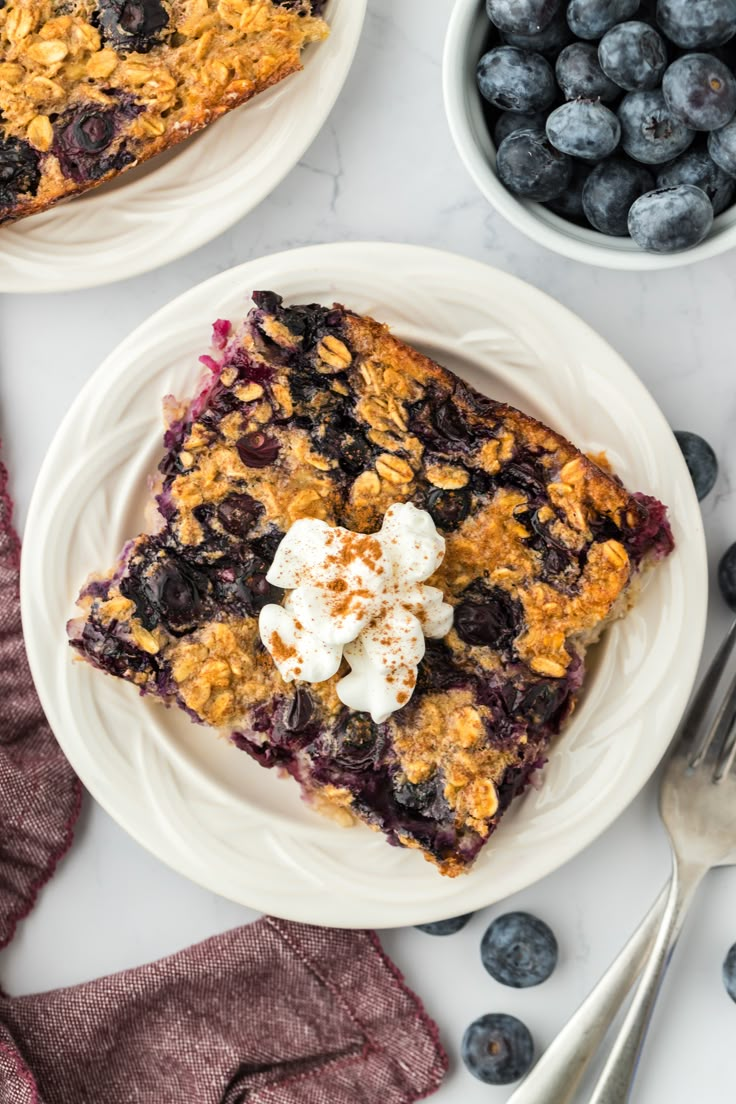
[21,243,706,927]
[0,0,365,293]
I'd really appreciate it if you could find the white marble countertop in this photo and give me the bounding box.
[1,1,736,1101]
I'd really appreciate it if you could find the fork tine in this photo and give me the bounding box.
[681,617,736,769]
[714,702,736,783]
[690,664,736,771]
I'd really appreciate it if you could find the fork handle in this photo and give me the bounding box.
[507,884,668,1104]
[587,856,707,1104]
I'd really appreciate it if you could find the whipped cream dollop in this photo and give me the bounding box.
[258,503,454,723]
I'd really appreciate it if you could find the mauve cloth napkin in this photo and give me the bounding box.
[0,457,447,1104]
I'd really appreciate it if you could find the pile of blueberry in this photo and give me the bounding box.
[477,0,736,253]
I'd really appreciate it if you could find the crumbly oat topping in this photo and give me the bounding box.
[0,0,327,222]
[69,292,674,877]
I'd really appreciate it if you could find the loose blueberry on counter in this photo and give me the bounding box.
[415,913,474,935]
[567,0,641,41]
[0,137,41,209]
[462,1013,534,1085]
[477,46,557,113]
[494,110,547,145]
[662,54,736,131]
[674,431,718,499]
[598,20,668,91]
[628,184,714,250]
[657,148,735,214]
[502,11,573,56]
[719,543,736,610]
[723,944,736,1003]
[656,0,736,49]
[547,160,594,218]
[486,0,562,35]
[555,42,620,100]
[708,116,736,173]
[481,911,559,987]
[546,99,621,159]
[618,89,695,162]
[583,157,654,233]
[497,127,574,199]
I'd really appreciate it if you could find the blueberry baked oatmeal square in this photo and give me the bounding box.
[0,0,327,223]
[68,292,673,876]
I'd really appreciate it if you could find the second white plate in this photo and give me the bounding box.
[22,243,706,927]
[0,0,365,293]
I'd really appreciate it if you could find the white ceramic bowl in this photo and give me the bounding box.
[443,0,736,270]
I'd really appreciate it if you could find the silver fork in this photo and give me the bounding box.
[508,617,736,1104]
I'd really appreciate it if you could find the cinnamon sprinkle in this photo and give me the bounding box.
[269,631,297,665]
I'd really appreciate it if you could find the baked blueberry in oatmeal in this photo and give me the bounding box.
[0,0,326,224]
[68,292,674,876]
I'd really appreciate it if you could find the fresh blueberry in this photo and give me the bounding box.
[547,161,594,219]
[0,136,41,210]
[502,10,573,56]
[583,157,654,233]
[555,42,620,101]
[461,1013,534,1085]
[657,148,735,214]
[96,0,170,52]
[708,117,736,174]
[598,21,667,91]
[567,0,640,40]
[481,911,559,988]
[718,543,736,610]
[628,184,714,251]
[618,90,695,163]
[662,55,736,132]
[674,431,718,499]
[723,943,736,1002]
[497,127,573,199]
[477,46,557,113]
[656,0,736,49]
[415,913,474,935]
[494,110,547,146]
[546,99,621,159]
[486,0,562,34]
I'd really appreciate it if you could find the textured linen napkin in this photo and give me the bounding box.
[0,456,447,1104]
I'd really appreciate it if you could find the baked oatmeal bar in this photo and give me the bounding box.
[0,0,327,223]
[68,292,674,875]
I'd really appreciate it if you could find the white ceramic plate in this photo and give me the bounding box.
[22,243,706,927]
[0,1,364,294]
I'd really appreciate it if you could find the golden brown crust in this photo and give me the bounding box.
[0,0,327,223]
